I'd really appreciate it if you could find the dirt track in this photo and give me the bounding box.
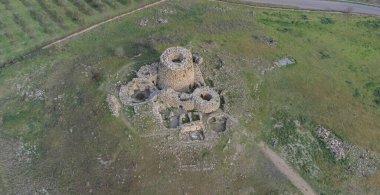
[258,143,317,195]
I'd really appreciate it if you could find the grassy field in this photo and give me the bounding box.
[0,0,380,194]
[0,0,156,65]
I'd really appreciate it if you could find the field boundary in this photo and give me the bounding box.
[0,0,167,69]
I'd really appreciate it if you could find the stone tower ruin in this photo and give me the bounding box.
[157,47,195,92]
[118,46,229,143]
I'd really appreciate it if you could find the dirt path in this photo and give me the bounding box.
[258,142,317,195]
[43,0,167,49]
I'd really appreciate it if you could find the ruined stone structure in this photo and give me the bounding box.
[193,87,220,114]
[158,47,195,92]
[137,62,158,85]
[159,88,195,111]
[119,47,227,142]
[119,78,157,105]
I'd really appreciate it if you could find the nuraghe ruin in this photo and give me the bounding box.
[119,47,229,142]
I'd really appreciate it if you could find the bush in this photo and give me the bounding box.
[19,0,32,6]
[0,0,12,10]
[353,88,361,97]
[205,79,214,87]
[320,17,335,24]
[319,50,330,59]
[30,9,54,34]
[53,0,65,6]
[103,0,117,9]
[116,0,130,5]
[357,19,380,29]
[373,88,380,106]
[12,13,35,38]
[65,9,85,25]
[277,27,292,32]
[68,0,93,15]
[85,0,106,12]
[36,0,67,29]
[0,20,5,30]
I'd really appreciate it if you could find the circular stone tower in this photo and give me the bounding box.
[157,47,195,92]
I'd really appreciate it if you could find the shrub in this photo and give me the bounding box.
[0,0,12,10]
[30,9,54,34]
[85,0,106,12]
[53,0,65,6]
[353,88,360,97]
[36,0,67,29]
[12,13,35,38]
[116,0,130,5]
[373,88,380,106]
[91,71,102,82]
[319,50,330,59]
[277,27,292,32]
[65,9,85,25]
[205,79,214,87]
[68,0,93,15]
[320,17,335,24]
[103,0,117,9]
[357,19,380,29]
[19,0,32,6]
[0,20,5,30]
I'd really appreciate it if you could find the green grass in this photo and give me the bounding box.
[0,0,157,65]
[0,0,380,194]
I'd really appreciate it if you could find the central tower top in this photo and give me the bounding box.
[158,47,195,92]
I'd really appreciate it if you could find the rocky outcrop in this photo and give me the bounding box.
[316,126,350,160]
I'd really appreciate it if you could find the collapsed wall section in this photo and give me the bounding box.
[119,78,157,106]
[159,88,195,111]
[137,62,158,85]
